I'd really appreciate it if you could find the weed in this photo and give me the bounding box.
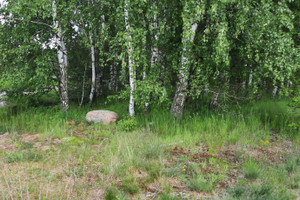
[243,159,260,180]
[121,176,140,195]
[228,185,246,198]
[284,157,298,173]
[186,175,213,192]
[5,150,42,163]
[105,186,119,200]
[157,192,179,200]
[144,162,162,182]
[118,117,137,131]
[19,142,34,150]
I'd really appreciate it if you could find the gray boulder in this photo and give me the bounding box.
[0,92,7,100]
[0,101,16,108]
[86,110,119,125]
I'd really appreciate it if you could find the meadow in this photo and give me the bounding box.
[0,98,299,200]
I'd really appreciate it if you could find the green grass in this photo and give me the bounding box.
[0,98,299,199]
[243,159,260,180]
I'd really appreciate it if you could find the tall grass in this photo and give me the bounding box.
[0,98,298,144]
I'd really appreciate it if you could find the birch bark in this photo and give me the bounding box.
[95,2,105,97]
[88,34,96,104]
[171,23,198,118]
[124,0,136,117]
[52,0,69,111]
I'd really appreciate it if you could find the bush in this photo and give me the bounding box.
[118,117,137,131]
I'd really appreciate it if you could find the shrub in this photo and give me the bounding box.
[118,117,137,132]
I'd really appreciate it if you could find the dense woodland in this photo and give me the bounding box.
[1,1,300,199]
[0,0,299,117]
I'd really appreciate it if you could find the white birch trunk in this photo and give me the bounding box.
[113,52,118,91]
[95,1,105,97]
[143,71,149,109]
[88,34,96,104]
[80,64,87,107]
[109,50,118,92]
[125,0,136,117]
[210,92,219,110]
[150,14,158,68]
[171,23,198,118]
[272,85,278,98]
[248,68,253,86]
[52,0,69,111]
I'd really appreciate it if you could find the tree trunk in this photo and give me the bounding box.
[88,34,96,104]
[248,68,253,86]
[80,63,87,106]
[272,85,278,98]
[109,50,118,92]
[209,92,219,110]
[171,23,198,118]
[52,0,69,111]
[95,2,105,97]
[124,0,136,117]
[150,13,158,68]
[143,70,149,109]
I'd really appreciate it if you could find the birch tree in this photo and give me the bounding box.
[124,0,136,117]
[52,0,69,110]
[170,1,203,118]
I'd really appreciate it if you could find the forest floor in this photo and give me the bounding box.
[0,100,299,199]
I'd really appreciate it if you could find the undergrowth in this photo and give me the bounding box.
[0,98,299,199]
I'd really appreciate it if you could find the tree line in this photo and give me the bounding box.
[0,0,299,118]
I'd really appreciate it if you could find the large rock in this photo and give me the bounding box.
[0,101,16,108]
[0,101,17,114]
[0,92,7,100]
[86,110,119,125]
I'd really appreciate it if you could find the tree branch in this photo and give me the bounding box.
[30,20,53,29]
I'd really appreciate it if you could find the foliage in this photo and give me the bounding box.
[117,117,138,132]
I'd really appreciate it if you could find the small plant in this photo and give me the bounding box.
[228,185,246,198]
[144,162,162,182]
[64,136,84,145]
[243,159,260,180]
[5,150,42,163]
[105,186,119,200]
[249,184,273,199]
[186,175,213,192]
[20,142,34,150]
[118,117,137,131]
[158,192,179,200]
[284,158,297,173]
[121,176,140,195]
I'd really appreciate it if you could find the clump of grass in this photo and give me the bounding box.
[19,142,34,150]
[5,150,43,163]
[105,186,119,200]
[140,144,162,159]
[243,159,260,180]
[144,162,162,182]
[158,192,179,200]
[284,157,298,173]
[186,175,213,192]
[121,176,140,195]
[228,183,296,200]
[228,185,246,198]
